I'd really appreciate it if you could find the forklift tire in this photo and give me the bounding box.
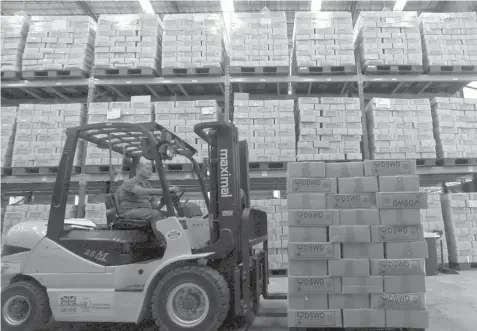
[1,280,52,331]
[150,265,230,331]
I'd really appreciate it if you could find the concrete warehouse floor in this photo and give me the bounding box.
[46,271,477,331]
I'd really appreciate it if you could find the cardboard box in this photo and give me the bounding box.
[343,309,386,328]
[371,225,424,242]
[340,209,380,225]
[378,175,420,192]
[288,260,328,276]
[288,276,341,293]
[325,162,364,177]
[287,177,338,193]
[342,277,383,294]
[288,242,341,260]
[328,259,370,276]
[329,294,370,309]
[385,241,429,259]
[386,310,429,328]
[288,194,327,209]
[288,209,339,226]
[363,160,416,176]
[327,193,377,209]
[338,177,379,193]
[383,275,426,293]
[342,243,384,259]
[288,293,328,309]
[288,310,343,328]
[289,227,328,242]
[329,226,371,243]
[379,209,421,225]
[376,192,428,209]
[371,293,426,310]
[288,162,326,178]
[370,258,426,276]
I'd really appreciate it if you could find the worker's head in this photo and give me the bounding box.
[137,162,153,179]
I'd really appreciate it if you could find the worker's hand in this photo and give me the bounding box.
[169,186,182,195]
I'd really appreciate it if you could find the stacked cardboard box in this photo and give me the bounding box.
[441,193,477,265]
[293,12,355,71]
[12,103,85,168]
[421,193,448,264]
[85,96,153,166]
[2,204,77,234]
[286,160,428,329]
[354,12,423,69]
[94,14,162,72]
[230,11,289,69]
[1,15,29,72]
[22,16,96,73]
[367,98,436,160]
[1,107,18,168]
[153,100,221,164]
[162,14,225,72]
[431,97,477,159]
[234,93,295,162]
[297,97,362,161]
[419,12,477,69]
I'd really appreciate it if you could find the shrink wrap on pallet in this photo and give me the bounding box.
[1,15,29,72]
[0,106,18,168]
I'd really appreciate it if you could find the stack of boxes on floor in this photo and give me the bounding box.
[297,97,362,161]
[162,14,225,72]
[23,16,96,73]
[293,12,355,72]
[367,98,436,160]
[234,93,295,162]
[0,107,18,169]
[419,12,477,70]
[354,12,423,69]
[153,100,221,164]
[2,204,77,234]
[287,160,428,329]
[421,193,448,264]
[229,11,289,70]
[1,15,29,73]
[431,97,477,160]
[86,96,153,166]
[94,14,162,72]
[12,103,85,168]
[441,193,477,266]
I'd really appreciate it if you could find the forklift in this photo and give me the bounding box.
[1,120,286,331]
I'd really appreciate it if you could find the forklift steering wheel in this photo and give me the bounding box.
[159,190,184,216]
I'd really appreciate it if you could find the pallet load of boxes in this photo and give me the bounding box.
[0,15,29,78]
[287,160,428,329]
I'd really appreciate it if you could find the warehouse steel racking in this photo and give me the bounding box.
[1,0,477,214]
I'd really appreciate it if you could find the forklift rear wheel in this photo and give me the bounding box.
[150,265,230,331]
[1,281,51,331]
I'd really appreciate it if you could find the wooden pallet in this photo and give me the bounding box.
[249,162,287,171]
[437,158,477,166]
[230,66,289,76]
[1,71,21,81]
[12,166,81,175]
[83,164,130,174]
[449,262,477,271]
[426,65,477,74]
[363,64,423,75]
[22,69,87,80]
[416,158,437,167]
[269,269,287,277]
[92,67,158,78]
[296,65,356,75]
[162,66,223,77]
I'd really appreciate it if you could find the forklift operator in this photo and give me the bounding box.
[116,163,181,223]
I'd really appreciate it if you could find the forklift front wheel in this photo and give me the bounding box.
[150,265,230,331]
[1,281,52,331]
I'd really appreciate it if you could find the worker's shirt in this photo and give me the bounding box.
[117,177,157,215]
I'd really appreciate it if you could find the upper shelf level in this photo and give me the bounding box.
[2,73,476,104]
